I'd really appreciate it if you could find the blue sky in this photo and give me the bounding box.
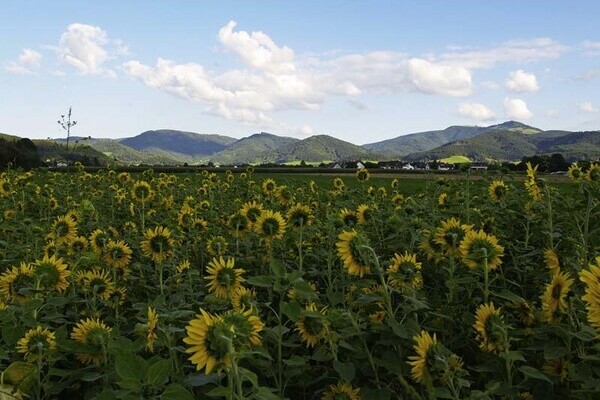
[1,1,599,144]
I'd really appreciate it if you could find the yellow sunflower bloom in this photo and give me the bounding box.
[544,248,560,276]
[140,226,175,263]
[71,318,112,366]
[296,303,329,348]
[356,204,374,224]
[459,230,504,270]
[488,180,508,201]
[473,302,506,353]
[205,257,245,299]
[336,230,372,277]
[49,215,78,245]
[0,262,35,301]
[32,255,70,292]
[321,381,360,400]
[16,326,57,362]
[435,218,473,258]
[387,251,423,290]
[407,330,438,383]
[183,309,231,374]
[255,210,286,240]
[147,307,158,353]
[540,271,574,322]
[102,240,133,269]
[286,203,313,228]
[567,163,583,182]
[580,257,600,333]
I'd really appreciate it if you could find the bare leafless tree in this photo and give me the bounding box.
[57,107,77,153]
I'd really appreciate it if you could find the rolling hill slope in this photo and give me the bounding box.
[264,135,374,163]
[210,132,299,164]
[363,121,541,157]
[119,130,236,157]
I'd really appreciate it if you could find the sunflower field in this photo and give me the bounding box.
[1,162,600,400]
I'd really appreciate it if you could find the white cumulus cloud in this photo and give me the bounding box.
[458,102,496,121]
[579,101,598,113]
[5,49,42,75]
[56,23,124,77]
[582,40,600,56]
[504,98,533,120]
[506,70,539,92]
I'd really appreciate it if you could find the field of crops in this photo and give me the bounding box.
[0,163,599,400]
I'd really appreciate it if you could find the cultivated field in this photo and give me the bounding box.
[0,163,599,399]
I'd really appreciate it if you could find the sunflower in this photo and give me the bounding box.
[68,236,88,255]
[378,186,387,197]
[580,257,600,332]
[543,359,568,382]
[340,208,359,226]
[183,309,231,374]
[459,230,504,270]
[240,201,264,225]
[438,192,448,208]
[286,203,313,228]
[0,178,11,196]
[89,229,110,254]
[231,286,257,312]
[33,255,70,292]
[418,229,444,263]
[227,212,250,235]
[296,303,329,347]
[275,185,293,205]
[356,204,374,224]
[71,318,112,365]
[567,163,583,182]
[77,270,115,300]
[117,172,131,184]
[178,203,196,229]
[0,263,35,301]
[16,326,57,362]
[206,236,229,256]
[332,178,345,191]
[356,168,370,182]
[205,257,245,299]
[391,193,404,207]
[524,162,542,201]
[540,271,574,322]
[387,252,423,290]
[434,218,473,258]
[147,307,158,353]
[407,330,438,383]
[222,308,264,347]
[140,226,175,263]
[391,178,399,189]
[131,180,154,202]
[473,302,506,353]
[255,210,286,240]
[102,240,133,269]
[262,178,277,195]
[176,259,191,274]
[544,248,560,276]
[587,163,600,182]
[336,230,372,277]
[50,215,78,245]
[488,180,508,201]
[321,381,361,400]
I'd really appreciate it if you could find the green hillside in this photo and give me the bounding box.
[404,129,600,162]
[119,130,236,157]
[266,135,374,163]
[363,121,541,157]
[85,139,187,165]
[211,132,299,164]
[34,139,113,166]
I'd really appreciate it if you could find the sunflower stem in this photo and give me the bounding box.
[483,250,489,304]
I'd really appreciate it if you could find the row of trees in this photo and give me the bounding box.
[0,137,41,169]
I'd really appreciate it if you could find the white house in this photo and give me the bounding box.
[402,163,415,170]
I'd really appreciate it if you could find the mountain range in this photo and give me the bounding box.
[3,121,600,165]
